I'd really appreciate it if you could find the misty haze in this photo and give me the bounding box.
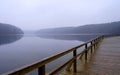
[0,0,120,75]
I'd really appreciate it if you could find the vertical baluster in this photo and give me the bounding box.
[94,40,96,49]
[38,65,45,75]
[91,41,93,54]
[73,49,77,72]
[85,44,88,60]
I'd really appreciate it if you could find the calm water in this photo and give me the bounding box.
[0,34,85,74]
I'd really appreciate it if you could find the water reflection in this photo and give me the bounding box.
[0,34,23,45]
[37,34,99,42]
[0,35,81,74]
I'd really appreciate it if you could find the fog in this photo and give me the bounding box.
[0,0,120,30]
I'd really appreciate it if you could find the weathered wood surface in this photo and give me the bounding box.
[61,36,120,75]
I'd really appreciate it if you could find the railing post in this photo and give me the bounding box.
[73,49,77,72]
[38,65,45,75]
[91,41,93,54]
[94,40,96,49]
[85,44,88,60]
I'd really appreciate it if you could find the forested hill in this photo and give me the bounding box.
[0,23,23,34]
[37,21,120,35]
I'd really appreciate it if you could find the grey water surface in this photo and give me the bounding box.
[0,34,84,74]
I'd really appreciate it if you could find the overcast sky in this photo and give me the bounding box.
[0,0,120,30]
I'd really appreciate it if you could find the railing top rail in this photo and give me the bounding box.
[3,35,103,75]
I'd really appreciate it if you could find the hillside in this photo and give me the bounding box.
[0,23,24,34]
[0,23,24,45]
[37,21,120,35]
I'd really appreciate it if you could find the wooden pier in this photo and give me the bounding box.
[2,36,120,75]
[61,36,120,75]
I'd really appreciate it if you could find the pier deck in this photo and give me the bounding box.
[61,36,120,75]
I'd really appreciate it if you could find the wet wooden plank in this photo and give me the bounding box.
[61,36,120,75]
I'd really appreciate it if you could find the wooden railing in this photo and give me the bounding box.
[3,35,104,75]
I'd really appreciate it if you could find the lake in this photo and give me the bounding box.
[0,34,88,74]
